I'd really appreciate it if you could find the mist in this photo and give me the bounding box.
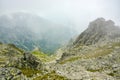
[0,1,120,79]
[0,0,120,52]
[0,0,120,34]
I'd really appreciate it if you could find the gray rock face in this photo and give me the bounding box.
[74,18,120,46]
[6,52,42,70]
[0,67,27,80]
[0,43,42,70]
[0,18,120,80]
[0,43,23,67]
[0,44,44,80]
[53,18,120,80]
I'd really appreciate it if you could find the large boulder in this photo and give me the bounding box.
[0,67,27,80]
[6,52,42,70]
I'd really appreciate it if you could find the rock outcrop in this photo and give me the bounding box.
[74,18,120,46]
[0,43,42,80]
[0,67,27,80]
[0,18,120,80]
[53,18,120,80]
[6,52,43,70]
[0,43,67,80]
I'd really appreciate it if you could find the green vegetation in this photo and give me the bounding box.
[7,44,24,53]
[60,56,81,64]
[33,71,68,80]
[60,42,120,64]
[84,48,113,59]
[85,42,120,59]
[107,72,120,77]
[111,42,120,47]
[32,50,56,62]
[20,68,67,79]
[20,68,42,77]
[0,58,6,62]
[107,73,115,76]
[20,67,67,80]
[0,42,2,45]
[86,68,103,72]
[32,50,50,62]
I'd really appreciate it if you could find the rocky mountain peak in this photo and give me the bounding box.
[88,18,116,33]
[74,18,120,46]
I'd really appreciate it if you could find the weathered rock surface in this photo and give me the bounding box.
[52,18,120,80]
[0,43,66,80]
[0,18,120,80]
[6,52,42,70]
[0,43,43,80]
[0,67,27,80]
[74,18,120,46]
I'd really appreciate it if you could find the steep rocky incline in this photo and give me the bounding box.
[74,18,120,46]
[52,18,120,80]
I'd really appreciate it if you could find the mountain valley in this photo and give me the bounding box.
[0,17,120,80]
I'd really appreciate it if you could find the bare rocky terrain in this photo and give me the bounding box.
[0,18,120,80]
[51,18,120,80]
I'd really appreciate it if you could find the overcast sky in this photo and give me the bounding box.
[0,0,120,33]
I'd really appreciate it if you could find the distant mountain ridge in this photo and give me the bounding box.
[0,12,76,53]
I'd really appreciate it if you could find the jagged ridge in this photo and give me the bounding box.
[74,18,120,46]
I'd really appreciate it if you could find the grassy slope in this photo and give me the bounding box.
[0,43,24,67]
[0,43,68,79]
[32,50,56,62]
[60,42,120,64]
[33,71,67,80]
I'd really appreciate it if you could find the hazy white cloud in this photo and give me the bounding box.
[0,0,119,33]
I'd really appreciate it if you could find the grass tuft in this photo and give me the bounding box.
[33,71,68,80]
[20,68,42,77]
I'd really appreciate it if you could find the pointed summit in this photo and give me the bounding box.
[74,18,120,46]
